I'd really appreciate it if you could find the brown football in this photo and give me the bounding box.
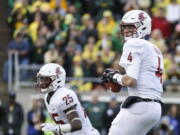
[104,82,122,93]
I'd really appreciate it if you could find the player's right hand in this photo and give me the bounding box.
[41,123,61,134]
[101,68,120,83]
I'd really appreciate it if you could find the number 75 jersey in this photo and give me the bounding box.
[44,87,94,135]
[119,38,164,99]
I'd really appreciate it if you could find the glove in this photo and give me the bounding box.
[41,123,61,134]
[101,68,120,83]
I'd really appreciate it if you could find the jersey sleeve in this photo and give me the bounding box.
[60,90,78,112]
[119,39,144,80]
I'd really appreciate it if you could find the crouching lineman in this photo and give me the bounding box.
[36,63,100,135]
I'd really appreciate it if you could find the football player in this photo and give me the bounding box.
[102,10,164,135]
[36,63,100,135]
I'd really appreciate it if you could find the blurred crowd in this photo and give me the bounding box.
[1,92,180,135]
[3,0,180,92]
[1,1,180,135]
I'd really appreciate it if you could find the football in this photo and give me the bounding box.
[103,82,122,93]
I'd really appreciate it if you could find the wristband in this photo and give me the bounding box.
[113,74,123,85]
[60,124,72,133]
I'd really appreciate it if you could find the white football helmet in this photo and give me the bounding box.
[120,10,151,41]
[36,63,66,93]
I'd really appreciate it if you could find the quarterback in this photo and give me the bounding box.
[102,10,164,135]
[36,63,100,135]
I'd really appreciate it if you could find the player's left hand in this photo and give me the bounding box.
[101,68,120,83]
[41,123,60,133]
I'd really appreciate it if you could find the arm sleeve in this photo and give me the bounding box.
[119,40,143,80]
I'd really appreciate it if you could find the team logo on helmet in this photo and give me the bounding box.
[138,13,146,22]
[56,67,62,75]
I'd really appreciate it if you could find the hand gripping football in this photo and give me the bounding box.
[101,68,122,92]
[103,82,122,93]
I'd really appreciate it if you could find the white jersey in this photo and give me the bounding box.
[120,38,164,99]
[44,87,98,135]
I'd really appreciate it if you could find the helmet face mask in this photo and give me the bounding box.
[120,24,138,40]
[36,63,66,93]
[37,75,53,90]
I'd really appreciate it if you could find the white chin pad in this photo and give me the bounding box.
[124,36,132,41]
[41,88,48,93]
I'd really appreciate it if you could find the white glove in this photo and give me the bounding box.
[41,123,60,133]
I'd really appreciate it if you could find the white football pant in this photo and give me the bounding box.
[108,102,162,135]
